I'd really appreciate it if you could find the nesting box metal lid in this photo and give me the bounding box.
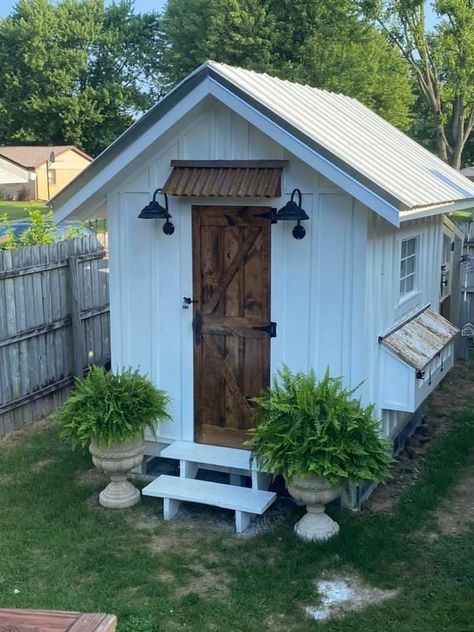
[379,306,459,371]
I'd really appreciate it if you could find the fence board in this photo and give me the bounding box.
[0,234,110,434]
[455,223,474,358]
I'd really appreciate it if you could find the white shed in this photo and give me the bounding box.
[52,62,473,519]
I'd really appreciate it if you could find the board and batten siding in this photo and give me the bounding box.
[365,213,443,437]
[107,99,368,445]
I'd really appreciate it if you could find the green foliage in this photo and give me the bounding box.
[161,0,414,130]
[0,208,89,249]
[57,365,171,448]
[362,0,474,167]
[0,0,162,156]
[0,213,18,249]
[18,210,57,247]
[248,366,393,486]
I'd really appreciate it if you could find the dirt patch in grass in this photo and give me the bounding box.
[0,418,52,447]
[31,458,57,473]
[435,462,474,536]
[305,572,399,621]
[366,361,474,514]
[175,561,231,600]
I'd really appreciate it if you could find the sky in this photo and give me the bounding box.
[0,1,438,27]
[0,0,167,17]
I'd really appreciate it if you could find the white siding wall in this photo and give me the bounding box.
[0,157,31,184]
[108,99,368,444]
[365,213,443,436]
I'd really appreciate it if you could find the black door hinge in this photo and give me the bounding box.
[252,322,277,337]
[254,208,277,224]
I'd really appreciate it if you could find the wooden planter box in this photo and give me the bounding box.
[0,608,117,631]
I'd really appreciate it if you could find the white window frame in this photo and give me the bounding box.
[396,233,422,318]
[399,236,418,299]
[48,168,56,185]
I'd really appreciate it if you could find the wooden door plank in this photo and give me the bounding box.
[202,228,260,316]
[223,226,243,430]
[202,334,253,416]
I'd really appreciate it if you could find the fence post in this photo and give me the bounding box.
[68,255,85,377]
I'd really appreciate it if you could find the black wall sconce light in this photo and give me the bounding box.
[276,188,309,239]
[138,187,175,235]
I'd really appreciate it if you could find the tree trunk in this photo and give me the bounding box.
[436,125,450,164]
[450,144,463,171]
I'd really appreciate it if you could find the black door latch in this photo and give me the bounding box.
[183,297,198,309]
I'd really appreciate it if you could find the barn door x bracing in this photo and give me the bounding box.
[192,206,272,449]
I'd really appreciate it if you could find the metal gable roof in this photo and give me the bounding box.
[50,61,474,219]
[210,63,474,211]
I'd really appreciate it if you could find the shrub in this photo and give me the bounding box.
[57,366,172,448]
[248,366,393,487]
[17,185,33,201]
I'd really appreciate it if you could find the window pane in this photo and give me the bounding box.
[407,238,416,255]
[406,255,415,275]
[400,278,405,295]
[401,259,407,277]
[401,240,407,258]
[406,275,414,293]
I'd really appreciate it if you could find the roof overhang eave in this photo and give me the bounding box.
[400,197,474,222]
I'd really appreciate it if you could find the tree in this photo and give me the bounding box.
[161,0,414,130]
[0,0,162,156]
[363,0,474,169]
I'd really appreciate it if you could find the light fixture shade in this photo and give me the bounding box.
[276,188,309,222]
[276,200,309,222]
[138,199,169,219]
[138,188,170,219]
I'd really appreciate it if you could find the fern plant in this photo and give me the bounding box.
[247,366,392,487]
[57,366,171,448]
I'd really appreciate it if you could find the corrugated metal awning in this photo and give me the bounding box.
[379,306,459,371]
[163,160,287,197]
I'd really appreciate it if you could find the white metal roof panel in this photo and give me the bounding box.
[209,62,474,211]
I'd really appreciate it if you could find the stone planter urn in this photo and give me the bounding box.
[89,436,145,509]
[287,474,342,542]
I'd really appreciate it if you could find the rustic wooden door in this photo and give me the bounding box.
[192,206,272,449]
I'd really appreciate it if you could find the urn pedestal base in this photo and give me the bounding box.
[99,475,141,509]
[294,504,340,542]
[287,475,342,542]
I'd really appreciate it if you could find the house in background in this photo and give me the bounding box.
[0,145,92,201]
[0,154,36,200]
[461,166,474,182]
[52,62,474,528]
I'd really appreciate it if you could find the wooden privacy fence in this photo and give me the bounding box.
[0,234,109,435]
[458,222,474,358]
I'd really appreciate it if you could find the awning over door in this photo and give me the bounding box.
[379,306,458,371]
[163,160,287,198]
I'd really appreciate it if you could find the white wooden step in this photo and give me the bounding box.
[161,441,253,472]
[142,474,276,533]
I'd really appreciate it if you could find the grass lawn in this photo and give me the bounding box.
[0,200,49,221]
[0,364,473,631]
